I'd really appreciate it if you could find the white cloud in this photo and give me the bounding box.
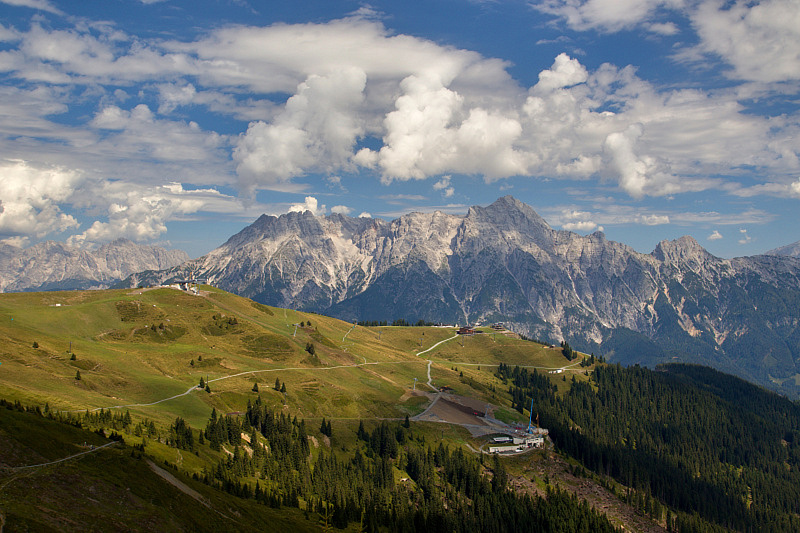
[0,14,797,252]
[0,159,81,241]
[0,0,62,15]
[433,176,456,197]
[433,175,451,190]
[738,228,752,244]
[331,205,352,215]
[563,221,599,231]
[559,209,602,232]
[288,196,326,216]
[67,182,223,246]
[88,104,230,182]
[156,83,197,114]
[532,53,588,93]
[534,0,684,33]
[639,214,670,225]
[708,230,723,240]
[792,178,800,197]
[358,212,372,218]
[0,20,793,199]
[537,0,800,84]
[690,0,800,83]
[0,159,245,247]
[234,68,367,193]
[647,22,679,35]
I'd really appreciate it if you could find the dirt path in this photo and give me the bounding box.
[146,459,212,509]
[7,441,117,471]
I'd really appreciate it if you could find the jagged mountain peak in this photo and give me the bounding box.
[652,235,715,264]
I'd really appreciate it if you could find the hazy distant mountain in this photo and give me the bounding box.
[0,239,189,293]
[766,241,800,258]
[120,196,800,396]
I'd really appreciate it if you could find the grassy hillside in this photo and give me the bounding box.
[0,287,621,532]
[0,287,583,425]
[0,404,316,532]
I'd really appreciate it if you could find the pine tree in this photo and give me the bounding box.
[252,382,259,393]
[280,382,286,393]
[199,376,205,389]
[275,377,281,391]
[75,370,81,380]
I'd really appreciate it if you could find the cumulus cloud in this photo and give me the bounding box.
[563,221,600,231]
[355,72,525,182]
[234,68,367,193]
[288,196,326,215]
[0,159,81,242]
[156,83,197,114]
[690,0,800,83]
[708,230,723,240]
[537,0,800,84]
[0,13,798,250]
[0,159,245,248]
[2,18,796,200]
[559,209,603,232]
[67,182,221,246]
[331,205,352,215]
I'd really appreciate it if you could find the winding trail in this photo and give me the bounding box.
[77,359,425,413]
[6,441,117,471]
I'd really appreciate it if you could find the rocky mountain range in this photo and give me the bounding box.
[118,196,800,397]
[767,241,800,258]
[0,239,188,293]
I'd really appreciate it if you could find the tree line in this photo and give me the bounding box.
[508,363,800,532]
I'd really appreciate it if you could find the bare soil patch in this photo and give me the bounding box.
[421,396,489,426]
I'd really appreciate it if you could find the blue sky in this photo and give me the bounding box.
[0,0,798,258]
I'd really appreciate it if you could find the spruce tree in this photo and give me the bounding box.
[75,370,81,380]
[252,381,259,393]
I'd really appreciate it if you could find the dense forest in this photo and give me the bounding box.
[200,397,618,532]
[502,363,800,532]
[2,398,617,532]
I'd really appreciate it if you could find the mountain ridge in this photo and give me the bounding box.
[113,196,800,397]
[0,238,189,293]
